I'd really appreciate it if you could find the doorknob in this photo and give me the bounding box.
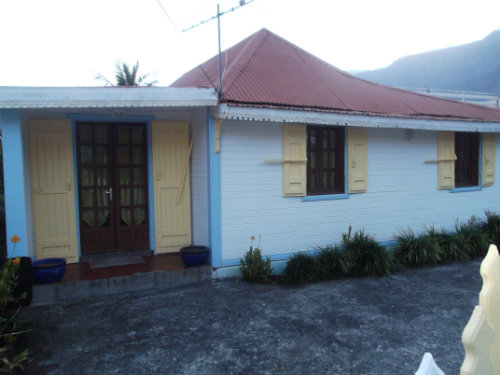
[104,187,113,201]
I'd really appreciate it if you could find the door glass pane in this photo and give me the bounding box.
[119,168,131,185]
[95,168,108,186]
[95,126,107,144]
[134,207,146,225]
[82,211,95,228]
[79,125,92,143]
[132,146,145,165]
[133,187,145,205]
[96,188,109,206]
[120,188,131,205]
[81,168,94,186]
[81,189,94,207]
[118,127,130,144]
[133,167,145,185]
[118,146,130,165]
[131,126,143,144]
[98,209,110,227]
[80,146,93,165]
[95,146,108,165]
[120,208,132,226]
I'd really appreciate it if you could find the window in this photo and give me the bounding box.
[455,132,479,187]
[306,126,345,195]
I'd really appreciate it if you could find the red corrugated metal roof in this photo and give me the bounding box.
[171,28,500,122]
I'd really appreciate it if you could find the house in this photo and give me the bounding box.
[1,28,499,277]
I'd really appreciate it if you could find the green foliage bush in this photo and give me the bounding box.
[343,227,393,276]
[425,226,469,263]
[240,246,272,284]
[0,259,29,373]
[481,211,500,248]
[316,245,352,280]
[455,220,489,258]
[283,252,318,285]
[394,228,441,266]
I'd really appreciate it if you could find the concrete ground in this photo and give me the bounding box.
[20,260,482,375]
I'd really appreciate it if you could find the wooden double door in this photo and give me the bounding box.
[77,122,149,253]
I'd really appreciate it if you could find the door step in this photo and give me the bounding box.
[32,265,212,305]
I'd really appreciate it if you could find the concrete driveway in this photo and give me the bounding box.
[20,260,482,374]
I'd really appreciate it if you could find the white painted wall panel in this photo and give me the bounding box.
[220,121,500,263]
[189,108,209,247]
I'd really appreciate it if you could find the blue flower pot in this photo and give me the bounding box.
[32,258,67,283]
[180,246,210,267]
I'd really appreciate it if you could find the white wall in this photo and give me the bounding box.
[220,121,500,263]
[189,108,210,247]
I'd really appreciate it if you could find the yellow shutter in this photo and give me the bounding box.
[482,133,496,186]
[437,131,456,189]
[283,124,307,196]
[29,118,78,263]
[152,120,192,253]
[348,127,367,193]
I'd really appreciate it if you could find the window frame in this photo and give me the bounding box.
[306,125,345,196]
[454,132,480,188]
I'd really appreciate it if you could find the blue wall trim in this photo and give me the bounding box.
[67,113,155,122]
[450,186,482,193]
[207,112,222,267]
[0,110,29,257]
[301,193,349,202]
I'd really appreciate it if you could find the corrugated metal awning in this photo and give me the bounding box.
[0,86,218,109]
[213,104,500,132]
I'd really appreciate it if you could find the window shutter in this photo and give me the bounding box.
[283,124,307,196]
[482,133,496,186]
[348,127,367,193]
[29,118,79,263]
[437,132,455,189]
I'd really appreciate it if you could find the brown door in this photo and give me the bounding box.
[77,122,149,254]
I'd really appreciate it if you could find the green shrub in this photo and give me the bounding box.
[283,252,319,285]
[394,228,441,266]
[455,221,489,258]
[425,225,469,263]
[343,227,393,276]
[481,211,500,248]
[316,245,352,280]
[240,246,272,283]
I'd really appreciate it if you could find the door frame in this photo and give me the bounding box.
[68,114,156,258]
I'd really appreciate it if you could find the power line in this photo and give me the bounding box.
[156,0,178,31]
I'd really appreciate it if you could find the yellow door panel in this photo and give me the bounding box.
[348,127,367,193]
[482,133,496,186]
[283,124,307,196]
[437,131,455,189]
[29,118,79,263]
[152,120,192,253]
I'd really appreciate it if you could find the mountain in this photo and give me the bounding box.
[356,30,500,95]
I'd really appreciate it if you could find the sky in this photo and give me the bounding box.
[0,0,499,87]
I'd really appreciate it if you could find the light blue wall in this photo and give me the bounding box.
[0,110,30,258]
[208,114,222,267]
[219,121,500,265]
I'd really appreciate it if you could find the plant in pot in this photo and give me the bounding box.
[0,256,30,373]
[0,235,32,307]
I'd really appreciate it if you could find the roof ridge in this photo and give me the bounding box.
[220,28,270,99]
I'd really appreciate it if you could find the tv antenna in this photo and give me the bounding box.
[183,0,256,101]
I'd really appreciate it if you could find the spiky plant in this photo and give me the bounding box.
[393,228,441,266]
[283,252,319,285]
[454,221,489,258]
[482,211,500,248]
[425,225,468,263]
[95,60,158,86]
[316,245,352,280]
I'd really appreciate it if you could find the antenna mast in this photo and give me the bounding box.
[183,0,255,102]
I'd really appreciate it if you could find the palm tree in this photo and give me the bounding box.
[95,61,158,86]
